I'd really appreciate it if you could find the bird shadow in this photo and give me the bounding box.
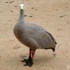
[34,55,56,65]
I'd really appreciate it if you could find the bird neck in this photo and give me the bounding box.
[19,10,25,23]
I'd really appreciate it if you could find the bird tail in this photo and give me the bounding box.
[47,32,57,44]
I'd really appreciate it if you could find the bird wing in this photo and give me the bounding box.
[26,24,56,49]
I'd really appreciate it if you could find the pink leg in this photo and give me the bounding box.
[29,49,36,61]
[22,49,36,67]
[31,50,35,61]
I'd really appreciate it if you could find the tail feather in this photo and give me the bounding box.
[47,32,57,44]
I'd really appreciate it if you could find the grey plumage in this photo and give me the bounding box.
[14,4,57,50]
[14,22,57,50]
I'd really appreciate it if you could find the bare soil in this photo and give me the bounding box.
[0,0,70,70]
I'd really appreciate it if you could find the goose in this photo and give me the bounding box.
[14,4,57,67]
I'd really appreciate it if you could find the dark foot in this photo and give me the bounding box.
[21,59,29,63]
[24,59,33,67]
[21,58,33,67]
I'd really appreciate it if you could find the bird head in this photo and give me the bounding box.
[20,4,24,11]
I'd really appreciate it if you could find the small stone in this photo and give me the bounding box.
[59,15,66,18]
[5,2,9,3]
[29,16,33,17]
[10,1,14,3]
[11,11,13,12]
[10,2,12,3]
[57,28,63,31]
[24,15,27,17]
[35,9,37,10]
[14,5,17,7]
[31,7,34,9]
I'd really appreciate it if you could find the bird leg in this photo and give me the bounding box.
[22,49,35,67]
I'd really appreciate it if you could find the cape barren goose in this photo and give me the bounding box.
[14,4,57,67]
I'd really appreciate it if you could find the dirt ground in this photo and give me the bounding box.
[0,0,70,70]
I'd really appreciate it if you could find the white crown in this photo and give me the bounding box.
[20,4,24,9]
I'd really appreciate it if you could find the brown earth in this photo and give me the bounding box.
[0,0,70,70]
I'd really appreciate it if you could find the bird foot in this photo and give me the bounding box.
[21,58,33,67]
[21,59,29,62]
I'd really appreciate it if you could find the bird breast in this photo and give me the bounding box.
[14,27,25,42]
